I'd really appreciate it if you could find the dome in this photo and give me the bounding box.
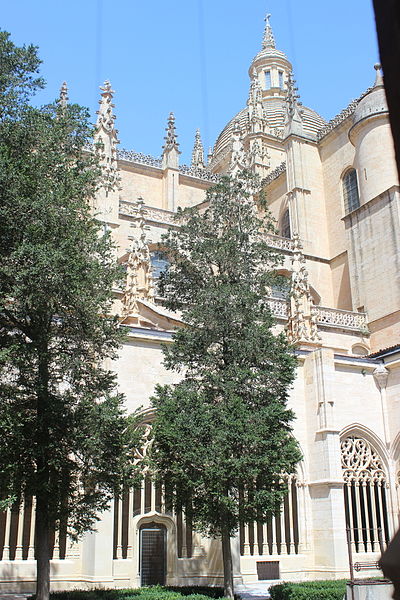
[212,100,326,160]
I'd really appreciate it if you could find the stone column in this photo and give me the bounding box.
[304,348,348,577]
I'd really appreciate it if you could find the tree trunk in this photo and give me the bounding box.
[35,339,51,600]
[221,526,234,599]
[35,494,50,600]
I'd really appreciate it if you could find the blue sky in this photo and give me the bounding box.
[3,1,378,164]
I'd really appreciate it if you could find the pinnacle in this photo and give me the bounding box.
[262,13,276,49]
[191,129,204,168]
[285,71,302,118]
[163,112,180,151]
[58,81,68,108]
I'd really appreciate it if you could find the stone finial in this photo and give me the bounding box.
[287,234,321,345]
[191,129,205,169]
[163,112,180,152]
[96,80,118,134]
[58,81,69,109]
[162,112,181,170]
[373,63,384,87]
[262,13,276,50]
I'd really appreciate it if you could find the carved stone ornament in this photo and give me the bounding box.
[133,423,154,472]
[286,234,321,345]
[341,436,387,485]
[229,119,247,174]
[373,363,389,390]
[94,80,121,193]
[123,199,155,315]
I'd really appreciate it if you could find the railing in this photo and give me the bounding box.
[118,148,162,168]
[267,297,289,319]
[314,306,368,330]
[179,164,220,182]
[119,201,177,226]
[266,300,367,331]
[266,233,294,252]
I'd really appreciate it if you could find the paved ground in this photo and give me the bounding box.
[0,595,30,600]
[235,581,278,599]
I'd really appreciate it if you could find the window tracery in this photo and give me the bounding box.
[341,436,389,552]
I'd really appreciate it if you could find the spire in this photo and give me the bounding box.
[162,112,180,169]
[58,81,68,109]
[163,112,180,152]
[262,13,275,49]
[94,80,120,194]
[191,129,205,169]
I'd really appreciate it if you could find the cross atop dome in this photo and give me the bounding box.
[262,13,276,49]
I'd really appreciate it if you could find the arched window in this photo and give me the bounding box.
[342,169,360,214]
[281,209,291,239]
[341,436,390,552]
[150,251,169,280]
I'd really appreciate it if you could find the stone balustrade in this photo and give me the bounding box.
[313,306,368,330]
[265,233,294,252]
[267,297,289,319]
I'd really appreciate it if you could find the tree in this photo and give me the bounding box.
[0,33,140,600]
[150,171,301,598]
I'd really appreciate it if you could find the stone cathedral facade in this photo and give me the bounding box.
[1,15,400,592]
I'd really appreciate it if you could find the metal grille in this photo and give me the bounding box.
[257,561,280,580]
[140,527,166,586]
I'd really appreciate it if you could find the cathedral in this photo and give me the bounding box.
[1,14,400,593]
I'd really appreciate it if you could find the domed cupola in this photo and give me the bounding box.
[248,14,292,100]
[209,15,326,175]
[349,64,398,203]
[350,64,389,141]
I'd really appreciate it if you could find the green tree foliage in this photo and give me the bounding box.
[150,172,301,598]
[0,32,140,600]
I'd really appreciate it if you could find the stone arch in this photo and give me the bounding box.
[340,426,390,552]
[340,423,389,468]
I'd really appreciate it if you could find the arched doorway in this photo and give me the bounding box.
[139,522,167,586]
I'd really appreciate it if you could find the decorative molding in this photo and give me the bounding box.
[118,148,162,168]
[317,88,373,141]
[261,161,286,186]
[119,200,177,226]
[179,164,220,182]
